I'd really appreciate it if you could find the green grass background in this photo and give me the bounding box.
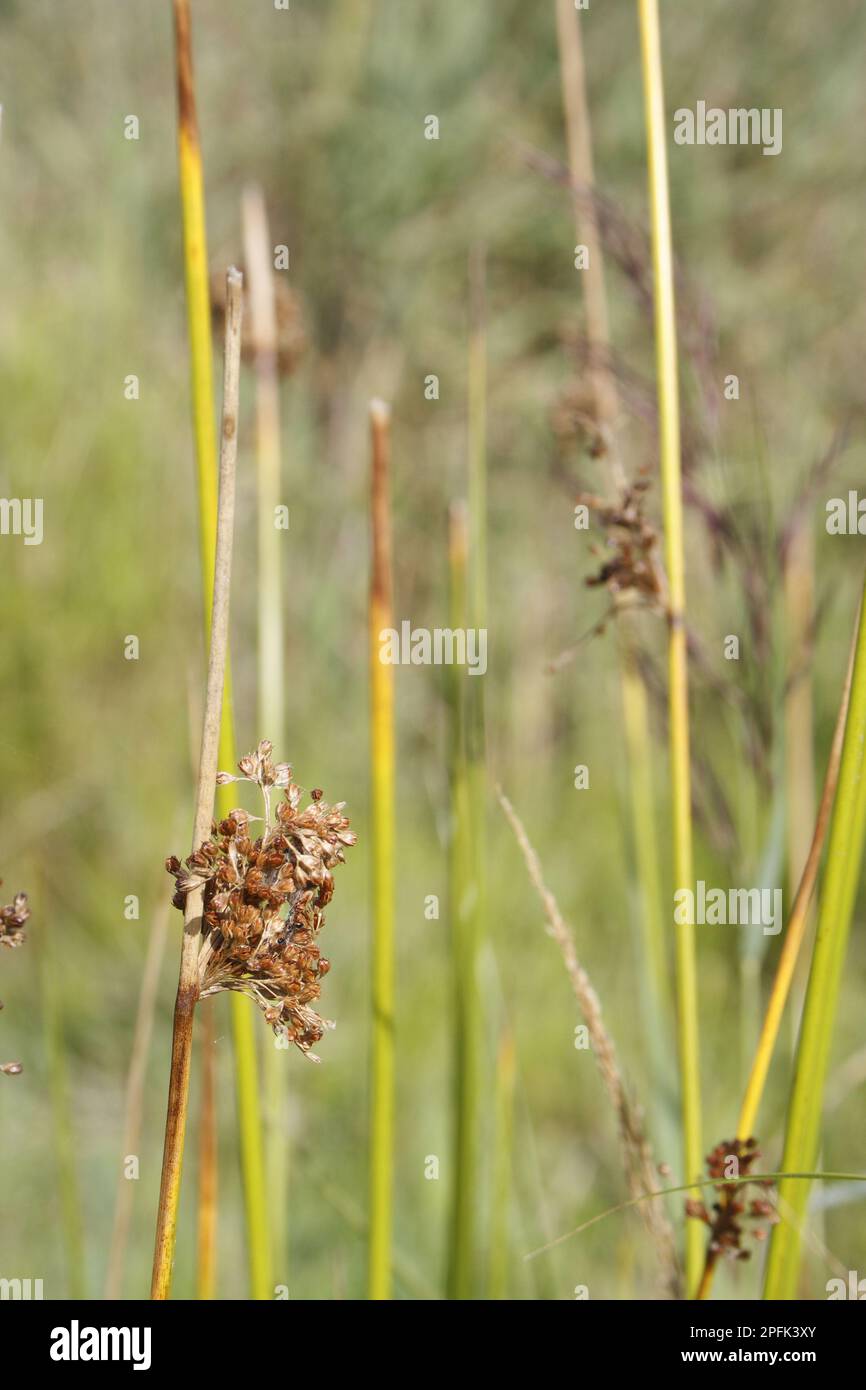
[0,0,864,1298]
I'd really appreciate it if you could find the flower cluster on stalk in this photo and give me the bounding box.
[167,741,356,1061]
[687,1136,778,1263]
[1,885,30,1076]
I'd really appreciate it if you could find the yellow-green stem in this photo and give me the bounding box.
[447,502,477,1299]
[446,251,489,1300]
[488,1030,516,1300]
[696,614,853,1301]
[784,522,816,1041]
[637,0,702,1293]
[368,399,395,1300]
[556,0,672,1148]
[764,587,866,1298]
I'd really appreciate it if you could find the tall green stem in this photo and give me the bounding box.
[487,1030,516,1299]
[368,399,395,1300]
[446,250,489,1300]
[447,501,477,1299]
[637,0,702,1292]
[764,587,866,1298]
[555,0,672,1149]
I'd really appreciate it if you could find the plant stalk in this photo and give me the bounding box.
[447,501,478,1300]
[696,617,854,1300]
[151,268,242,1300]
[556,0,672,1152]
[446,251,490,1301]
[487,1030,516,1300]
[368,398,395,1300]
[764,585,866,1298]
[170,0,271,1300]
[243,182,289,1286]
[637,0,702,1293]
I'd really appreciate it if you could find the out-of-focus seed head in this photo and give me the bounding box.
[687,1136,778,1265]
[0,888,30,949]
[577,476,667,611]
[1,883,31,1078]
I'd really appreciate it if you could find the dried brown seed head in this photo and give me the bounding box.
[1,883,31,1078]
[0,888,30,949]
[167,744,356,1060]
[688,1135,777,1266]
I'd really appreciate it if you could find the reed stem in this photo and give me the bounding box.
[555,0,672,1144]
[487,1030,516,1300]
[447,250,490,1300]
[739,622,854,1145]
[151,268,242,1300]
[764,585,866,1298]
[243,182,289,1285]
[784,522,816,1039]
[170,1,271,1300]
[368,398,395,1300]
[636,0,702,1293]
[447,501,478,1300]
[694,605,856,1300]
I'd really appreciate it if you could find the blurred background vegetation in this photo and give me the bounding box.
[1,0,865,1299]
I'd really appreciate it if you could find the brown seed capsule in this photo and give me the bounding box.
[687,1135,777,1268]
[166,744,356,1060]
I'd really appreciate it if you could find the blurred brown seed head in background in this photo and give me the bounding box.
[1,883,31,1076]
[210,271,306,377]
